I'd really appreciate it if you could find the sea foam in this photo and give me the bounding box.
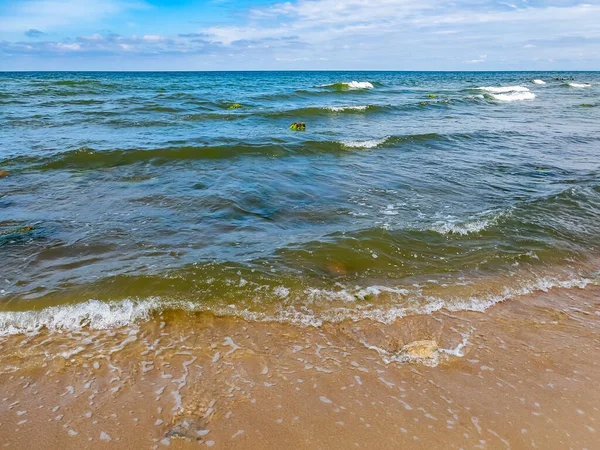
[477,86,535,101]
[0,275,595,335]
[568,82,592,88]
[532,79,546,85]
[341,137,388,149]
[320,81,374,90]
[479,86,531,93]
[0,299,162,336]
[326,105,370,112]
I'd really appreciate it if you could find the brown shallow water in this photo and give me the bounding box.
[1,285,600,449]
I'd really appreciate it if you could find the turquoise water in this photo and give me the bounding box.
[1,71,599,331]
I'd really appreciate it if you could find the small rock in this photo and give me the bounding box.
[0,170,9,178]
[401,340,438,359]
[289,122,306,131]
[227,103,242,109]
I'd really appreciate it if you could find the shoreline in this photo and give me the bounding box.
[1,284,599,449]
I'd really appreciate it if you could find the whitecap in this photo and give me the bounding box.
[326,105,369,112]
[430,219,490,235]
[478,86,530,93]
[491,92,536,102]
[532,79,546,85]
[568,82,592,88]
[320,81,374,90]
[477,86,535,101]
[341,137,388,149]
[346,81,374,89]
[429,210,505,235]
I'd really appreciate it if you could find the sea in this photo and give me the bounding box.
[1,71,599,334]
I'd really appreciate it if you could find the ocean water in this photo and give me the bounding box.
[1,71,599,333]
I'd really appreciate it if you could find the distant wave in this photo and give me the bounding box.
[319,81,375,90]
[327,105,370,111]
[261,104,385,119]
[341,137,389,149]
[477,86,535,101]
[532,79,546,85]
[478,86,531,93]
[568,82,592,88]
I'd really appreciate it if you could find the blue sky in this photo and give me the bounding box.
[1,0,599,70]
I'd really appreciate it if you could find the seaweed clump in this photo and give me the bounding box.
[289,122,306,131]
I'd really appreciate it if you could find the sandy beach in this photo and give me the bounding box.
[2,284,599,449]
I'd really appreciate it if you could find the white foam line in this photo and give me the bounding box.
[326,105,369,112]
[0,276,595,335]
[478,85,530,93]
[341,137,388,149]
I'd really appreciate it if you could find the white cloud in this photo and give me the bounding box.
[2,0,600,69]
[54,42,81,51]
[465,54,487,64]
[195,0,600,68]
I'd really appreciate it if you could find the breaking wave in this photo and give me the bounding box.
[0,275,595,335]
[320,81,375,90]
[477,86,536,101]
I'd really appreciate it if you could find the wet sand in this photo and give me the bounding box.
[1,285,599,449]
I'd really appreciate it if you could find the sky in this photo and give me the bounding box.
[0,0,599,70]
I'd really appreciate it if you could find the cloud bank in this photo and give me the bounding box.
[1,0,599,70]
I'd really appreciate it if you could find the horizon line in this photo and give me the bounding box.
[1,69,599,73]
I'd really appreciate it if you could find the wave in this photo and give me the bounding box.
[319,81,374,90]
[133,106,183,113]
[341,137,389,149]
[474,86,535,101]
[532,79,546,85]
[39,99,106,106]
[478,86,531,93]
[0,134,446,170]
[429,217,497,236]
[260,104,386,119]
[491,92,535,102]
[0,275,595,335]
[568,82,592,88]
[326,105,369,111]
[50,79,102,87]
[0,299,160,336]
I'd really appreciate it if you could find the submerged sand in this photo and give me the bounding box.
[1,285,599,449]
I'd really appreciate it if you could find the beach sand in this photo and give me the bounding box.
[1,285,599,449]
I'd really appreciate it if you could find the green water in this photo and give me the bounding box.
[1,71,599,331]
